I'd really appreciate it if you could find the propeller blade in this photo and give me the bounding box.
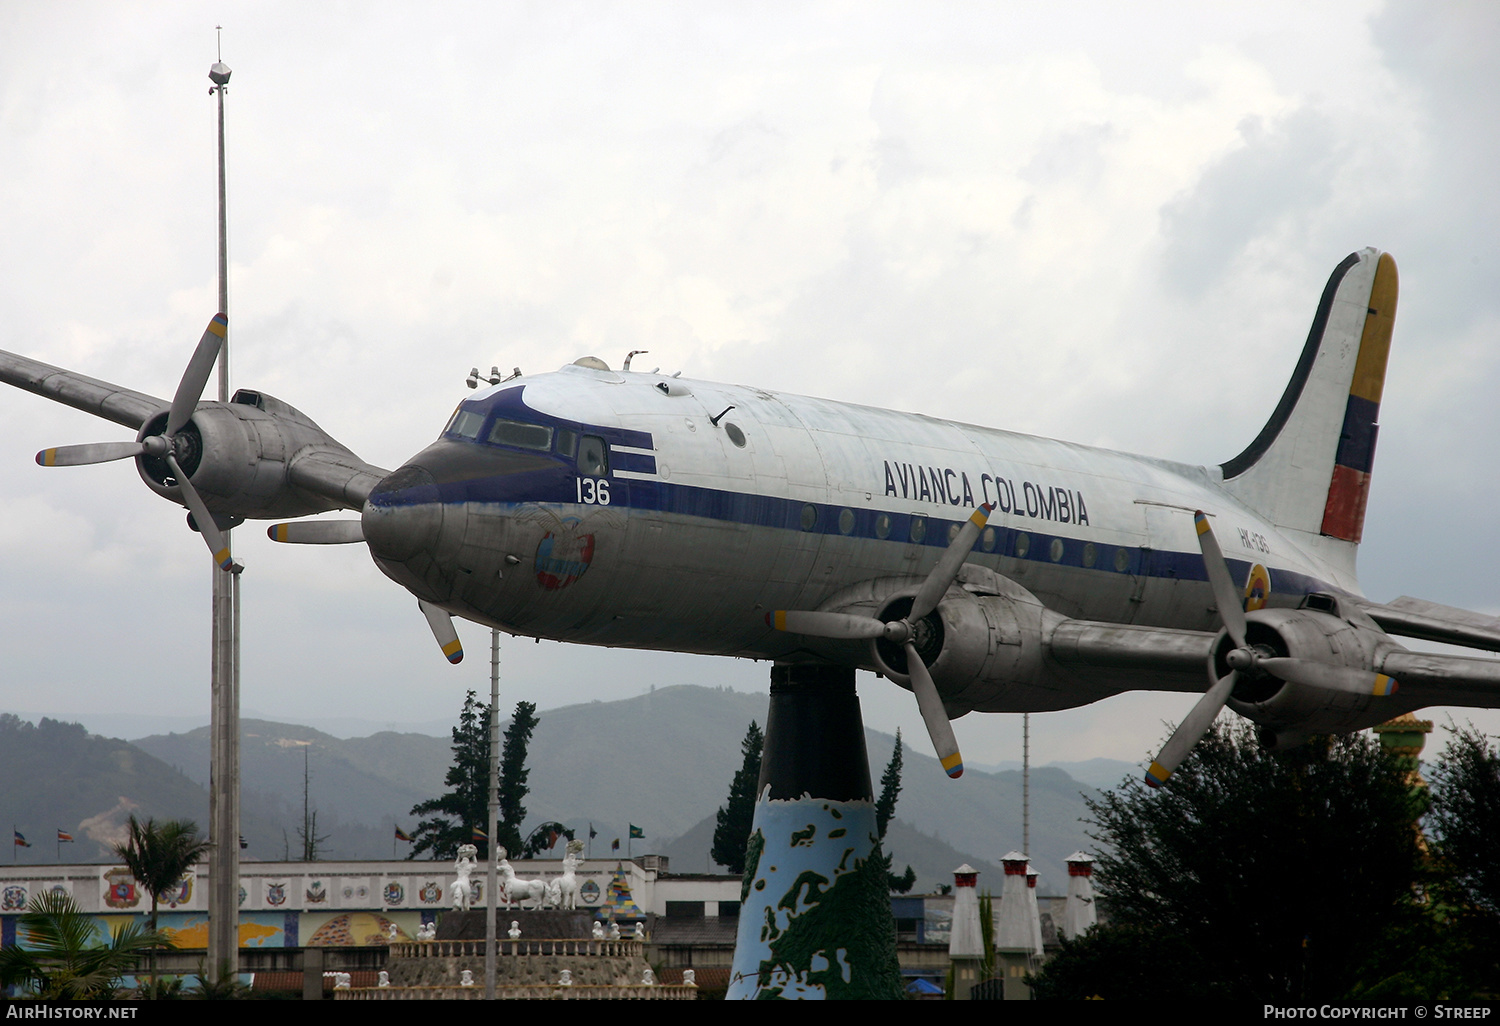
[166,453,234,571]
[1193,511,1248,649]
[268,520,367,545]
[36,441,145,467]
[910,503,995,622]
[419,600,464,664]
[1256,657,1398,697]
[1145,670,1237,788]
[765,609,885,639]
[166,313,228,438]
[904,642,964,778]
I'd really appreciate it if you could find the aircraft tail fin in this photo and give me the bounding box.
[1219,248,1398,579]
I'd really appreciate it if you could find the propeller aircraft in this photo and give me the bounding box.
[5,246,1499,783]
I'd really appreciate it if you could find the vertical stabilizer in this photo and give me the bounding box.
[1220,248,1398,578]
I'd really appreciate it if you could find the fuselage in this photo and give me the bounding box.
[363,361,1351,692]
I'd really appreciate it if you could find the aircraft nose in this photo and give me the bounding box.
[363,464,443,563]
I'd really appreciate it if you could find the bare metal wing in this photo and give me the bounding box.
[0,349,166,430]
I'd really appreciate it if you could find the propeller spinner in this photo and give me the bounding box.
[1144,511,1397,788]
[36,314,239,571]
[767,503,995,779]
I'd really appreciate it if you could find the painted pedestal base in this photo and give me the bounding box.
[726,665,903,1000]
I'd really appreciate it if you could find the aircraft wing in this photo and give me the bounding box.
[0,349,165,430]
[287,447,389,510]
[1358,596,1500,654]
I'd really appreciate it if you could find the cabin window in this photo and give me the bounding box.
[910,516,927,543]
[981,527,996,553]
[448,409,486,440]
[875,513,892,540]
[947,523,961,544]
[1113,547,1130,572]
[800,504,818,531]
[725,422,747,448]
[487,418,553,451]
[1015,532,1030,558]
[838,508,855,535]
[578,435,609,476]
[1082,542,1097,568]
[1050,538,1065,562]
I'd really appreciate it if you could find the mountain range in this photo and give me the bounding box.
[2,686,1128,893]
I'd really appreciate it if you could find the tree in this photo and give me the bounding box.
[112,816,209,998]
[1430,725,1500,916]
[874,729,916,892]
[1031,723,1436,1000]
[296,746,329,861]
[0,890,162,999]
[409,691,492,860]
[712,720,763,874]
[496,701,539,856]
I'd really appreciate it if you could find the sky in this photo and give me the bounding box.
[0,1,1497,772]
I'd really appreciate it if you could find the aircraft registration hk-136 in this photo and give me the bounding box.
[5,247,1500,784]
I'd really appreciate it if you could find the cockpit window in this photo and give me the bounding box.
[556,427,578,459]
[578,435,609,476]
[448,408,486,440]
[487,418,553,451]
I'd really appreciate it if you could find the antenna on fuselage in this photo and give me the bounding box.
[466,366,521,389]
[623,349,649,371]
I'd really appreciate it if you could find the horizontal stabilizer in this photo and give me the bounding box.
[1360,596,1500,654]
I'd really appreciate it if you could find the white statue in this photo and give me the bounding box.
[507,920,521,939]
[591,920,605,940]
[495,846,548,908]
[548,839,585,909]
[449,843,479,911]
[417,921,436,941]
[608,922,621,940]
[558,969,574,987]
[334,972,351,989]
[632,921,645,940]
[683,969,697,987]
[460,969,475,987]
[386,922,398,940]
[642,968,656,986]
[377,971,390,988]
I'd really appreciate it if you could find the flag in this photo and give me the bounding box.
[395,826,413,842]
[57,829,73,843]
[629,824,644,839]
[611,838,620,852]
[546,827,559,849]
[589,822,597,840]
[471,825,488,842]
[239,836,248,850]
[13,831,30,848]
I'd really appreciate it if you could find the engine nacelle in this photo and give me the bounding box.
[1223,605,1404,740]
[136,389,350,523]
[860,565,1060,716]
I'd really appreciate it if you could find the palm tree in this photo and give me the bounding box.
[0,890,161,998]
[112,816,210,997]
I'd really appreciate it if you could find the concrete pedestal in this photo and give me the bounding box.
[726,665,903,1000]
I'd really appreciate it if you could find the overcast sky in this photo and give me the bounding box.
[1,1,1497,775]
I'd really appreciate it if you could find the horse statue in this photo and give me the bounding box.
[495,846,548,908]
[548,839,585,909]
[448,843,479,911]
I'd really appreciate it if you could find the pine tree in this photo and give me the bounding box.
[408,691,492,860]
[496,701,539,856]
[712,720,763,874]
[874,729,917,892]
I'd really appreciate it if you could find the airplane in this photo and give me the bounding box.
[4,246,1500,785]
